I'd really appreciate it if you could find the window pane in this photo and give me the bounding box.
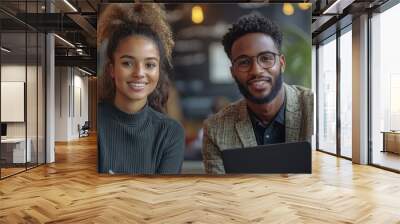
[371,3,400,171]
[318,37,337,154]
[340,29,352,158]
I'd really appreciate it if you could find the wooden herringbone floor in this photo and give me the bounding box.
[1,135,400,223]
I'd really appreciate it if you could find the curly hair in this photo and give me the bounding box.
[222,14,283,59]
[97,3,174,113]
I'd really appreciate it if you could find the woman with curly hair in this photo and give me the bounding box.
[97,3,184,174]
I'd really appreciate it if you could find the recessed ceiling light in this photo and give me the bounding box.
[63,0,78,12]
[322,0,354,15]
[54,34,75,48]
[1,47,11,53]
[77,67,93,76]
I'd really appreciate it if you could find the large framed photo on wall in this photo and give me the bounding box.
[97,3,312,175]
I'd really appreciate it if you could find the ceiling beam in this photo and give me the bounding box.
[67,13,96,39]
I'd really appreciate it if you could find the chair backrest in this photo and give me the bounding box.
[82,121,90,129]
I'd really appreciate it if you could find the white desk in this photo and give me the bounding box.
[1,138,31,163]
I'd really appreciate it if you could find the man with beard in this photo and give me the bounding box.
[202,14,313,174]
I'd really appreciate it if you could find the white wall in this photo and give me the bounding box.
[1,65,26,81]
[54,67,89,141]
[55,67,69,141]
[73,73,89,138]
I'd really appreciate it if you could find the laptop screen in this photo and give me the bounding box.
[221,142,312,174]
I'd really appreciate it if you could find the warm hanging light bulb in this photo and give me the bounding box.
[192,5,204,24]
[298,3,311,10]
[283,3,294,16]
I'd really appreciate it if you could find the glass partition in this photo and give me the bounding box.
[0,1,46,179]
[1,30,28,177]
[371,3,400,171]
[27,31,38,169]
[317,36,337,155]
[339,28,352,158]
[37,32,45,165]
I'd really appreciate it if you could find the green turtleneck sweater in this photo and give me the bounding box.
[97,102,185,174]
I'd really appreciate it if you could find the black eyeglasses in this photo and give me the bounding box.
[232,51,281,72]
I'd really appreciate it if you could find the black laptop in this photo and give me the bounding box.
[221,141,312,174]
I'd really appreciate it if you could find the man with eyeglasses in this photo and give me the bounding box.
[202,14,313,174]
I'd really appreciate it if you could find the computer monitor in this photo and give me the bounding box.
[1,123,7,137]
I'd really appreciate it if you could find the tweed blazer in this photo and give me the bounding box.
[202,83,314,174]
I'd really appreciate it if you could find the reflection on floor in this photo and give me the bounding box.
[0,167,25,178]
[0,162,42,178]
[373,151,400,171]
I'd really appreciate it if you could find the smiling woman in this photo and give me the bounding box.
[97,3,184,174]
[110,33,160,113]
